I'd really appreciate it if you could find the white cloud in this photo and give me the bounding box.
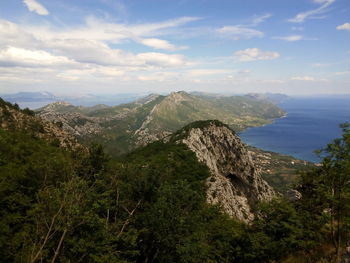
[0,17,195,69]
[23,0,49,16]
[336,22,350,31]
[291,26,304,31]
[311,63,331,67]
[129,16,201,35]
[0,19,40,48]
[290,76,330,82]
[250,14,272,26]
[333,71,350,75]
[235,48,280,62]
[288,0,335,23]
[291,76,315,81]
[21,16,198,50]
[47,39,139,66]
[217,26,264,40]
[187,69,231,76]
[262,79,285,84]
[47,39,189,68]
[138,38,187,51]
[216,13,270,40]
[0,46,74,67]
[273,35,303,41]
[137,52,188,67]
[138,72,180,82]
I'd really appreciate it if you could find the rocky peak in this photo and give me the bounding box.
[38,101,74,113]
[167,91,190,105]
[173,120,275,222]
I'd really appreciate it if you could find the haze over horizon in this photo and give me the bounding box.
[0,0,349,95]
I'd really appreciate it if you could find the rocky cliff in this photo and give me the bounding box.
[172,120,275,222]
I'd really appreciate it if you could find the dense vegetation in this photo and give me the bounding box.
[1,99,349,262]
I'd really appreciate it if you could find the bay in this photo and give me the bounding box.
[240,96,350,163]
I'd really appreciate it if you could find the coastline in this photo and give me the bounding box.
[239,97,350,163]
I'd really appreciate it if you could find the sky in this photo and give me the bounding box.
[0,0,349,95]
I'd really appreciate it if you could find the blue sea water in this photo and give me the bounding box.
[240,96,350,163]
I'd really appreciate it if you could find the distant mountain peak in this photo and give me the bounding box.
[40,101,73,109]
[50,101,72,106]
[167,91,191,104]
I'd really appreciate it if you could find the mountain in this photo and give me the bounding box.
[1,97,275,223]
[171,120,275,222]
[37,91,285,156]
[1,91,145,109]
[245,93,289,104]
[1,91,59,102]
[1,97,338,261]
[34,92,308,193]
[0,98,80,150]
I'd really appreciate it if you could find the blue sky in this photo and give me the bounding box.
[0,0,349,95]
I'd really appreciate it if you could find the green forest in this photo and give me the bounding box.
[0,100,349,262]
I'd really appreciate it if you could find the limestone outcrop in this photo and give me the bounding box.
[175,121,275,222]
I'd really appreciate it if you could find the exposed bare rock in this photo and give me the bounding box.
[38,111,104,137]
[134,93,160,105]
[175,121,275,222]
[286,189,302,201]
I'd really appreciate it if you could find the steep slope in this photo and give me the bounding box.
[171,120,275,222]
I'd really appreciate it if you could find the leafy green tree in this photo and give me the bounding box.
[243,199,304,262]
[296,123,350,261]
[318,123,350,260]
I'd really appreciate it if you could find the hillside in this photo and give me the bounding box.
[1,99,349,262]
[37,91,285,156]
[0,98,81,150]
[33,94,309,193]
[0,102,276,261]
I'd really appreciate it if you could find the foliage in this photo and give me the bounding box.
[296,123,350,261]
[0,128,245,262]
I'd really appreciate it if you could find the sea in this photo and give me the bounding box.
[240,96,350,163]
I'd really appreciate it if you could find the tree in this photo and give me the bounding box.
[319,123,350,260]
[297,123,350,262]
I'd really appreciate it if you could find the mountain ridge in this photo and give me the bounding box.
[37,91,285,155]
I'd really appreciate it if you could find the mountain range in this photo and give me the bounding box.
[36,91,286,156]
[0,97,276,223]
[1,94,333,262]
[34,91,311,192]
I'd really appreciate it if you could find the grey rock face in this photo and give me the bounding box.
[180,122,275,222]
[286,189,302,202]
